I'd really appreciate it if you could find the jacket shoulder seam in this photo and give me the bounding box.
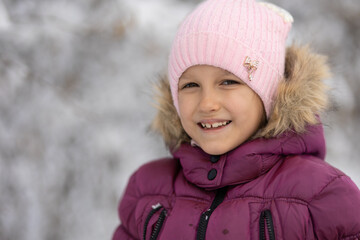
[309,174,346,203]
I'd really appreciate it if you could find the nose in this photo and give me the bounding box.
[198,89,220,113]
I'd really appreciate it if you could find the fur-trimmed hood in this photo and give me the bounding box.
[151,45,331,150]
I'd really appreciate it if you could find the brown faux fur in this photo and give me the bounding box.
[151,45,331,150]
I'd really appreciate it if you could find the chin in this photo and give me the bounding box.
[200,144,229,156]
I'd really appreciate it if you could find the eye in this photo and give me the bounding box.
[221,80,240,85]
[181,82,199,89]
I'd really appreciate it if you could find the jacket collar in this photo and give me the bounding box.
[172,124,326,190]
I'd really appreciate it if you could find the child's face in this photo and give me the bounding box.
[178,65,265,155]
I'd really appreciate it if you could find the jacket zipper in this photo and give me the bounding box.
[143,203,167,240]
[196,188,227,240]
[259,209,275,240]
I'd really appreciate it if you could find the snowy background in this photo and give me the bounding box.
[0,0,359,239]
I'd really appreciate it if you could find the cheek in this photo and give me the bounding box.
[178,94,195,129]
[251,96,265,120]
[228,96,252,117]
[178,97,190,118]
[230,95,264,122]
[178,93,198,115]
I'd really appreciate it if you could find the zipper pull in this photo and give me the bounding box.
[152,203,162,210]
[196,188,227,240]
[143,203,164,240]
[203,209,211,221]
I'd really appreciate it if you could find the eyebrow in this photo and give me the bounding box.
[179,71,195,79]
[222,70,234,76]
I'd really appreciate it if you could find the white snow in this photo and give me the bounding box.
[0,0,359,239]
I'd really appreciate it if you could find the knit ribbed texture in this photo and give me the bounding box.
[168,0,293,118]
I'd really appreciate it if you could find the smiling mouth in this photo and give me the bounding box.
[198,121,232,129]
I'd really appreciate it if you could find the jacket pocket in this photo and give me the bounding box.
[259,209,275,240]
[143,203,167,240]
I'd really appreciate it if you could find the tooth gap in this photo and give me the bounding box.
[199,121,232,129]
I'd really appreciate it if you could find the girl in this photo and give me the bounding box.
[113,0,360,239]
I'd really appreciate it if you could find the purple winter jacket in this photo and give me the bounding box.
[112,123,360,240]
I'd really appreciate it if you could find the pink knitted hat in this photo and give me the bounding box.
[168,0,293,118]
